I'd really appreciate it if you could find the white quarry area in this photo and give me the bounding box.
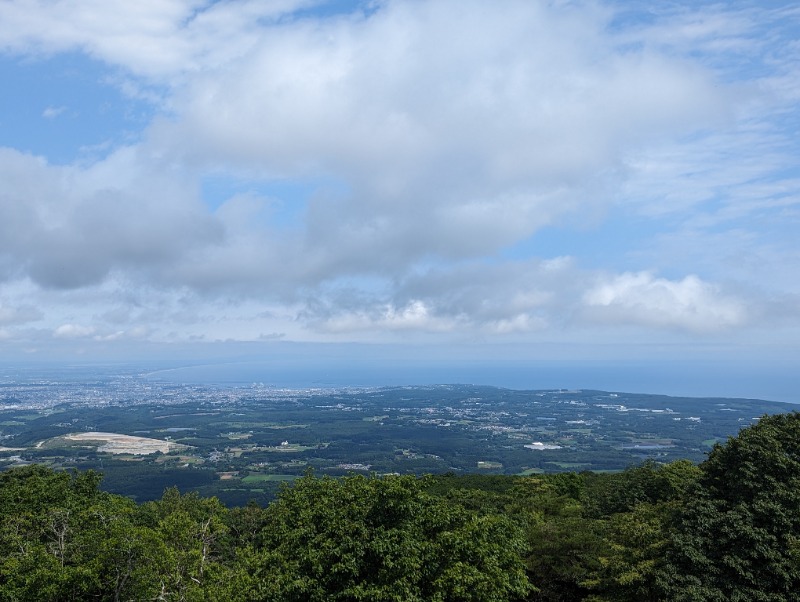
[63,432,177,455]
[524,442,562,450]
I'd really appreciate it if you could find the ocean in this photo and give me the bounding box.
[142,359,798,404]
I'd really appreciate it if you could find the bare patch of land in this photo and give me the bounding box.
[61,432,179,455]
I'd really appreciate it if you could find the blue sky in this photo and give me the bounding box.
[0,0,799,399]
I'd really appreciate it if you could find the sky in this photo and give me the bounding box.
[0,0,799,399]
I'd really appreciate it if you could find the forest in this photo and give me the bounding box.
[1,410,799,601]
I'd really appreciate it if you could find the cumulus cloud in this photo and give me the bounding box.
[0,0,796,350]
[155,0,727,274]
[0,2,731,296]
[0,0,320,80]
[582,272,746,332]
[309,262,749,337]
[0,146,221,289]
[53,323,96,338]
[319,300,459,334]
[306,258,578,337]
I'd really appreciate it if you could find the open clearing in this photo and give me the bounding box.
[60,432,178,455]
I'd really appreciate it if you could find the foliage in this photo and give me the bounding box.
[1,411,800,601]
[660,412,800,602]
[583,459,700,518]
[249,472,532,601]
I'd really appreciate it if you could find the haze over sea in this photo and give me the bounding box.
[144,359,798,405]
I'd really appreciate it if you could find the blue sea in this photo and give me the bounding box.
[4,350,795,404]
[142,359,799,404]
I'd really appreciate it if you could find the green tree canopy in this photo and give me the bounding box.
[662,412,800,601]
[245,472,532,602]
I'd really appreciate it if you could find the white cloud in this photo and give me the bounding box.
[582,272,746,332]
[0,0,797,356]
[488,314,548,335]
[53,323,96,338]
[0,146,220,289]
[0,0,328,81]
[0,0,731,297]
[155,0,727,267]
[317,300,461,335]
[42,106,67,119]
[135,1,731,309]
[305,258,575,338]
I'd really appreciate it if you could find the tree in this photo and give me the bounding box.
[584,460,700,519]
[241,472,532,601]
[661,412,800,601]
[0,465,109,601]
[139,487,230,601]
[511,478,603,602]
[583,502,670,602]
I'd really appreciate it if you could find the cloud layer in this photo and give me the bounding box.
[0,0,798,355]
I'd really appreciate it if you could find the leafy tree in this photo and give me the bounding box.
[514,479,603,602]
[139,487,230,601]
[584,460,700,518]
[661,412,800,601]
[0,466,110,601]
[242,472,532,601]
[583,502,670,602]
